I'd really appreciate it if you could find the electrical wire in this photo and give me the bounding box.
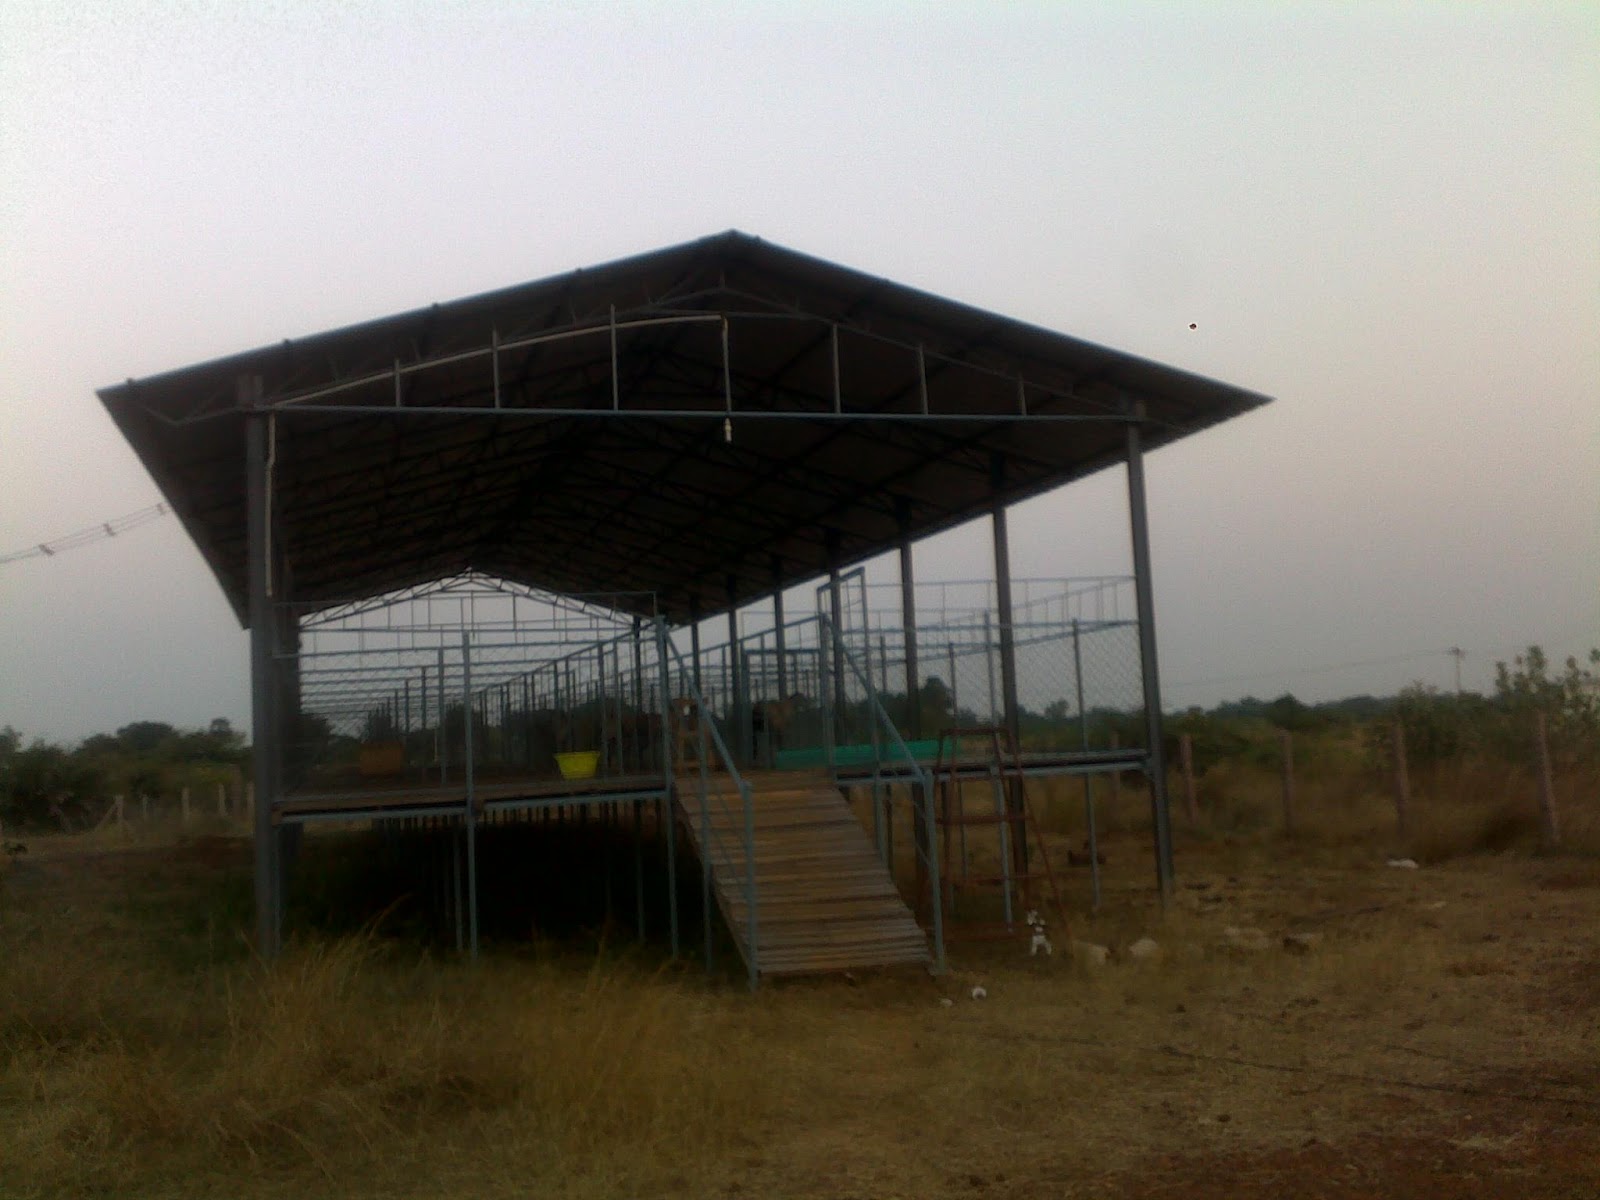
[0,503,170,566]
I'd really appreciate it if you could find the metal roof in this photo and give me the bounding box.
[99,231,1271,626]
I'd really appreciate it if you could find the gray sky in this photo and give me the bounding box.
[2,1,1596,743]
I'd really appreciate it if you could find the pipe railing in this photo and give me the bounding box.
[660,623,760,990]
[822,613,946,974]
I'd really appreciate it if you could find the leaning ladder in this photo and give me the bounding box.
[924,726,1066,940]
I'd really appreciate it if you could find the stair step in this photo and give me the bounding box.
[679,773,930,978]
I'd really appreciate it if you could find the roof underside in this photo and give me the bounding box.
[100,231,1270,626]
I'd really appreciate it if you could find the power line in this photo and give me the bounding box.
[0,503,170,566]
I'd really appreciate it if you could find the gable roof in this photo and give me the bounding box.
[100,231,1270,625]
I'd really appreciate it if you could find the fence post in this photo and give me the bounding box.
[217,782,227,817]
[1110,731,1121,803]
[1535,710,1560,851]
[1391,721,1409,836]
[1178,733,1198,824]
[181,786,191,825]
[1280,729,1295,835]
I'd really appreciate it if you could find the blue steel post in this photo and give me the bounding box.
[461,632,480,957]
[1125,405,1176,900]
[244,374,280,958]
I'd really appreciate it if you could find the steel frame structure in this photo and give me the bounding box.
[100,231,1271,967]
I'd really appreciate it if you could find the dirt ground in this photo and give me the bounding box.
[2,820,1597,1199]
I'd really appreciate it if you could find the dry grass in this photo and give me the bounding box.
[4,783,1600,1198]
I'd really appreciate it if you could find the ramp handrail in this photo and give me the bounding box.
[658,620,760,989]
[822,613,946,973]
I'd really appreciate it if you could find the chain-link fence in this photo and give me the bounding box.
[285,582,671,793]
[278,576,1149,792]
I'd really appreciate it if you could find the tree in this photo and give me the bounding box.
[0,740,104,829]
[115,721,178,757]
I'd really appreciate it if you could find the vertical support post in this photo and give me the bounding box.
[947,641,958,721]
[244,375,281,958]
[827,535,846,740]
[420,666,429,758]
[632,617,645,771]
[437,646,447,784]
[982,612,999,725]
[726,576,743,765]
[990,480,1022,748]
[1535,710,1559,851]
[461,633,479,959]
[990,467,1027,875]
[771,557,788,702]
[1180,734,1199,825]
[1280,729,1295,835]
[689,597,703,692]
[1125,405,1175,900]
[898,527,921,883]
[1071,620,1101,910]
[1392,720,1410,837]
[698,704,713,975]
[598,644,610,777]
[655,618,679,958]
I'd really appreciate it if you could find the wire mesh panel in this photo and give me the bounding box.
[283,575,1152,796]
[281,579,667,794]
[689,608,1148,771]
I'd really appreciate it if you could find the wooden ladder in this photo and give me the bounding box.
[680,771,931,978]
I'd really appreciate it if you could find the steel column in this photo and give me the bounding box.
[689,597,703,691]
[1125,407,1175,899]
[655,618,679,958]
[990,467,1027,874]
[244,376,280,958]
[898,523,920,892]
[771,556,788,701]
[461,632,480,957]
[1071,620,1101,910]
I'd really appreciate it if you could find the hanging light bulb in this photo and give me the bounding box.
[723,416,733,443]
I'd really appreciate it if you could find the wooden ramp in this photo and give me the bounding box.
[681,772,931,978]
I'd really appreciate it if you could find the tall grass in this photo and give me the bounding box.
[1030,754,1600,862]
[2,930,776,1198]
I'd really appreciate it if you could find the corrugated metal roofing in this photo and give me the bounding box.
[99,231,1270,625]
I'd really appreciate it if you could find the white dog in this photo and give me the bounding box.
[1027,909,1053,957]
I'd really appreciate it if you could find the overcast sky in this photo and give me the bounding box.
[2,1,1595,743]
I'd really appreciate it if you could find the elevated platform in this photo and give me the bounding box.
[276,772,668,823]
[832,746,1146,786]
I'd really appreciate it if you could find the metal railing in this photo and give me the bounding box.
[661,622,760,990]
[823,614,946,974]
